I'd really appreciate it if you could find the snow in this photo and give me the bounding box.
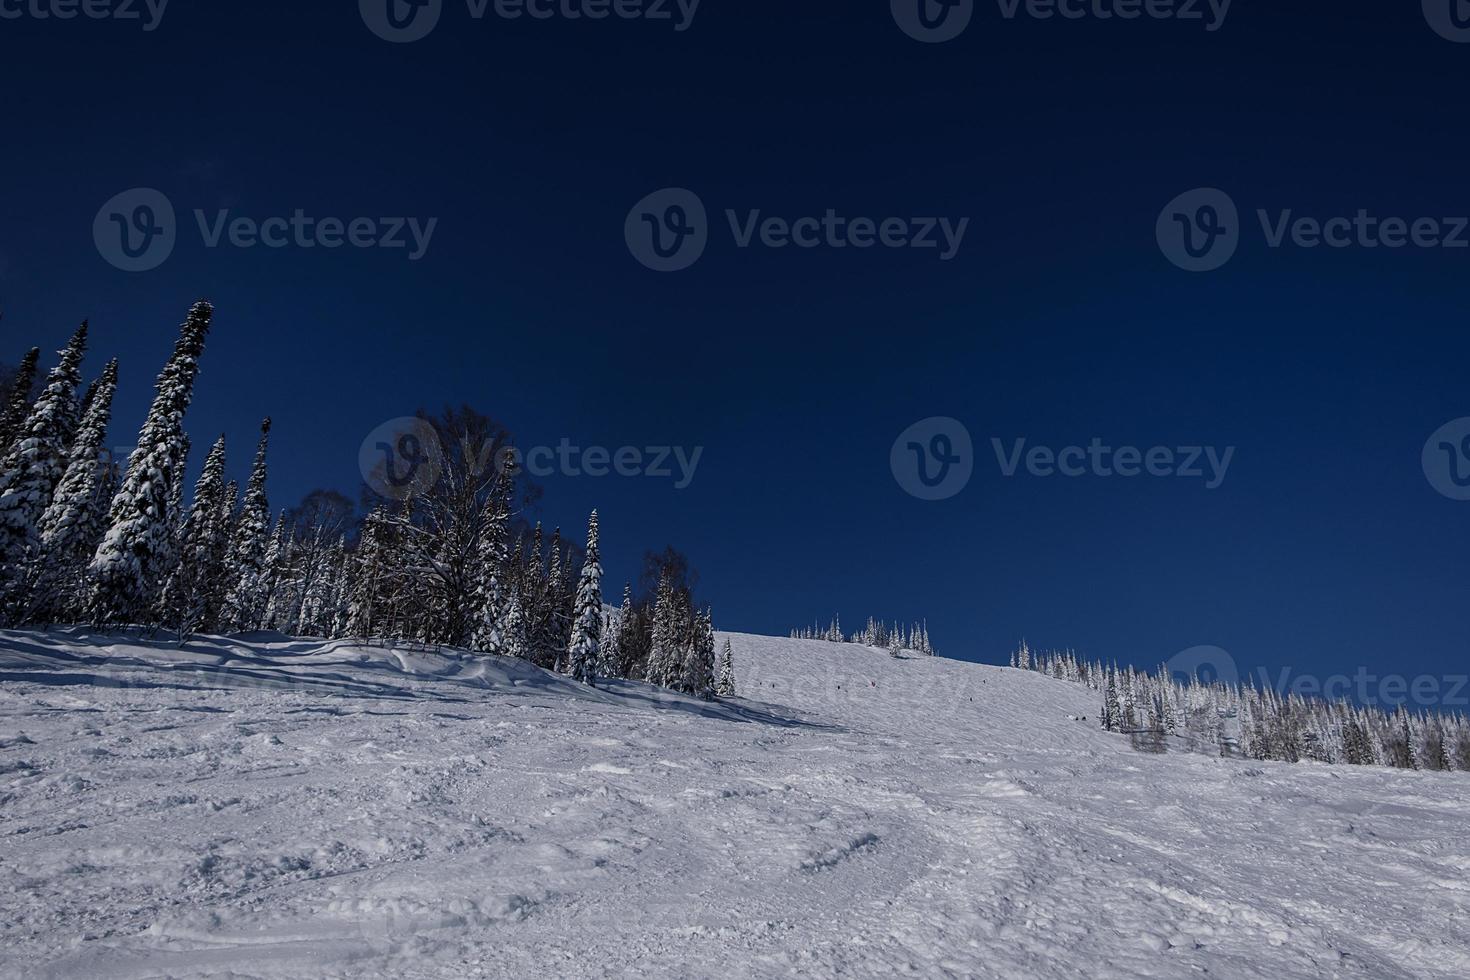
[2,628,1468,979]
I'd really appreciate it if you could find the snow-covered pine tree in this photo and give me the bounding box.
[0,323,88,618]
[256,512,289,630]
[716,636,735,697]
[0,347,41,460]
[28,358,119,623]
[676,609,715,699]
[539,526,575,670]
[1102,669,1121,731]
[471,479,511,656]
[157,434,232,636]
[502,586,530,660]
[89,302,212,627]
[1432,721,1454,773]
[597,581,631,677]
[295,533,344,637]
[610,581,641,679]
[646,571,679,686]
[221,418,272,632]
[566,510,602,685]
[346,508,387,638]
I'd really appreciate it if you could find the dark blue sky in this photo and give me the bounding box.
[2,2,1468,698]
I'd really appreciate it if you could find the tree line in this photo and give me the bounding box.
[0,301,734,698]
[1012,641,1470,772]
[790,614,936,657]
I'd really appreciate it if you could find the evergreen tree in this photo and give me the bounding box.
[566,510,602,685]
[471,479,511,655]
[677,609,715,699]
[502,586,530,660]
[0,347,41,459]
[346,508,387,638]
[646,571,679,686]
[0,323,88,616]
[1102,670,1121,732]
[611,581,641,678]
[221,418,272,631]
[89,302,212,626]
[257,512,289,631]
[158,434,232,635]
[28,358,119,622]
[716,636,736,697]
[1435,722,1454,773]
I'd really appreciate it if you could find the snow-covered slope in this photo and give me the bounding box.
[2,629,1468,979]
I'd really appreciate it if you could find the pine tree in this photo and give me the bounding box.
[0,347,40,459]
[1434,722,1454,773]
[471,479,511,656]
[646,571,679,686]
[27,358,119,622]
[1102,670,1121,731]
[0,323,88,617]
[566,510,602,685]
[610,581,640,678]
[158,434,232,635]
[221,418,272,631]
[502,586,530,660]
[716,636,736,697]
[677,609,715,698]
[257,512,289,631]
[346,508,387,638]
[89,302,212,626]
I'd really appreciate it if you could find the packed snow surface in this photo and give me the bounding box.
[1,629,1468,979]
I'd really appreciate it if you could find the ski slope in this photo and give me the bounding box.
[1,628,1468,979]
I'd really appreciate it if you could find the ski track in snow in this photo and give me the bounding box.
[1,628,1468,979]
